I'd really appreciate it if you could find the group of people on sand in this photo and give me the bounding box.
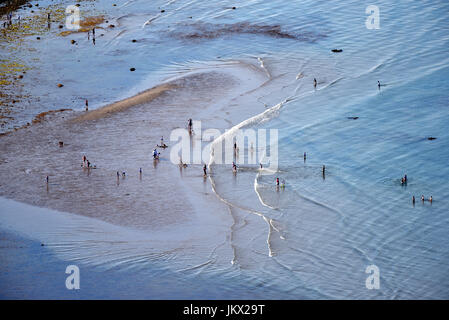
[179,119,251,178]
[3,14,12,28]
[153,136,168,160]
[276,177,286,189]
[2,13,18,28]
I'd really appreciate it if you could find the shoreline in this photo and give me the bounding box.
[73,83,176,122]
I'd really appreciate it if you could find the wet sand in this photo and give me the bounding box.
[0,59,281,281]
[0,70,236,230]
[0,58,272,233]
[73,83,176,122]
[0,228,249,299]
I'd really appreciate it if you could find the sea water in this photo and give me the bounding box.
[1,0,448,299]
[177,0,449,298]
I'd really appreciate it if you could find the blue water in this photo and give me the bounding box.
[1,0,449,299]
[180,0,449,298]
[248,0,449,298]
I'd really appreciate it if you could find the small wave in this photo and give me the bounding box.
[208,96,294,169]
[177,259,214,273]
[164,0,178,6]
[288,179,344,217]
[254,171,278,210]
[316,76,344,91]
[228,207,238,265]
[120,0,138,8]
[207,171,278,258]
[270,218,285,240]
[205,58,299,258]
[142,14,162,28]
[257,57,271,79]
[263,215,274,257]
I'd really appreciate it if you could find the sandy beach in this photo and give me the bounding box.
[0,68,243,229]
[0,56,284,288]
[73,83,175,122]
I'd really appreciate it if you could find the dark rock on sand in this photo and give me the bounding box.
[347,116,359,120]
[130,68,136,72]
[71,40,76,44]
[427,137,437,140]
[332,49,343,53]
[132,39,137,42]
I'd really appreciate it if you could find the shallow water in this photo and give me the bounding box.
[1,0,449,299]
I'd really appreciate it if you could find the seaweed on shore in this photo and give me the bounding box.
[59,15,105,36]
[0,108,73,137]
[32,108,72,124]
[0,1,105,133]
[0,4,67,116]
